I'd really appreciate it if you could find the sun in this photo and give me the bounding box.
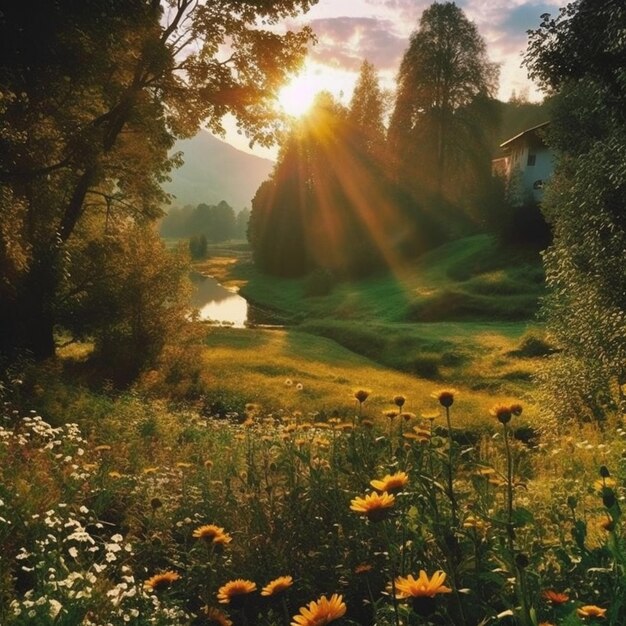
[277,73,320,117]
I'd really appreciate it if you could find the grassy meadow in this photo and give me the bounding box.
[2,235,623,626]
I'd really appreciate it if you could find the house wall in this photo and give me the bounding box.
[521,145,553,201]
[505,136,553,203]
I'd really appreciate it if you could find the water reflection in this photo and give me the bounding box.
[190,272,248,327]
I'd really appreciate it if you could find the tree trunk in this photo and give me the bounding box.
[0,251,58,360]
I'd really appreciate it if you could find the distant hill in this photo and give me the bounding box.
[164,130,274,210]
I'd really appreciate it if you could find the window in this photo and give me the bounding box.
[527,153,536,166]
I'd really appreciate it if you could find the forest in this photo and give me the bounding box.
[1,1,625,625]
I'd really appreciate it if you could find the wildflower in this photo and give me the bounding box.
[394,571,452,617]
[577,605,607,619]
[176,462,193,469]
[354,389,370,403]
[108,471,122,479]
[462,515,488,533]
[510,403,523,416]
[217,579,257,604]
[490,404,512,425]
[204,460,214,469]
[593,477,617,492]
[370,471,409,493]
[94,445,112,452]
[144,571,180,591]
[291,593,346,626]
[393,395,406,408]
[401,411,416,421]
[203,607,233,626]
[355,563,373,574]
[350,491,395,522]
[542,590,569,605]
[193,524,232,546]
[394,571,452,599]
[142,467,159,475]
[383,409,399,420]
[261,575,293,597]
[285,379,294,387]
[432,389,456,408]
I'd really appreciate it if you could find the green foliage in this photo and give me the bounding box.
[249,92,397,278]
[162,201,238,243]
[525,0,626,424]
[3,388,626,625]
[189,234,208,260]
[0,0,314,359]
[389,2,499,214]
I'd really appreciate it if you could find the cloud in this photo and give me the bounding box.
[307,16,407,71]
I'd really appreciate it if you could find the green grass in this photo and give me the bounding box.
[213,235,546,395]
[199,326,537,430]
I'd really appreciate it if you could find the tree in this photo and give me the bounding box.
[348,60,386,159]
[0,0,315,359]
[525,0,626,424]
[250,92,397,278]
[389,2,498,205]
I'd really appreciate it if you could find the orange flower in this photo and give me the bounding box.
[542,590,569,604]
[355,563,373,574]
[350,491,395,522]
[203,607,233,626]
[394,571,452,598]
[217,579,257,604]
[354,389,370,403]
[192,524,232,546]
[261,575,293,597]
[432,389,456,408]
[490,404,512,425]
[291,593,346,626]
[370,471,409,493]
[577,605,607,619]
[144,571,180,591]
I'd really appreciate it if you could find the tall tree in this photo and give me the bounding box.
[525,0,626,424]
[389,2,498,203]
[0,0,315,359]
[250,93,405,278]
[348,60,386,159]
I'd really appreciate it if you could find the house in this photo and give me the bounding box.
[493,121,553,204]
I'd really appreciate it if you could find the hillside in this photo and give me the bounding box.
[164,130,274,210]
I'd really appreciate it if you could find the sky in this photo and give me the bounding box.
[221,0,562,159]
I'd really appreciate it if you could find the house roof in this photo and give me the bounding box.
[500,121,550,149]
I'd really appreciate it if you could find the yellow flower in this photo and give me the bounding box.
[577,605,607,619]
[203,607,233,626]
[394,571,452,598]
[490,404,512,425]
[350,491,395,522]
[217,579,257,604]
[261,575,293,597]
[291,593,347,626]
[393,395,406,408]
[370,471,409,493]
[594,477,617,492]
[462,515,488,533]
[383,409,399,419]
[354,389,370,403]
[176,462,193,469]
[144,571,181,591]
[432,389,456,408]
[192,524,232,546]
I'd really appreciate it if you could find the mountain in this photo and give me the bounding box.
[163,130,274,210]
